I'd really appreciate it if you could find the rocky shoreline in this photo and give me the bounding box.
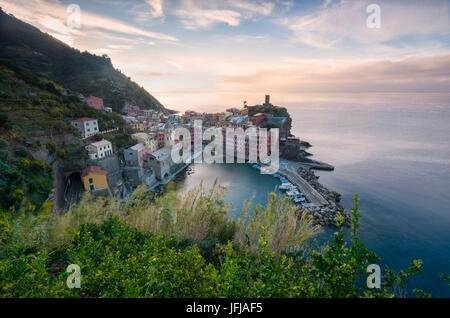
[297,166,352,227]
[280,138,352,228]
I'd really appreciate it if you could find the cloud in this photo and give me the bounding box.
[129,0,165,24]
[146,0,164,18]
[0,0,177,46]
[166,60,183,69]
[136,70,174,77]
[219,54,450,94]
[280,0,450,49]
[172,0,275,29]
[227,0,274,17]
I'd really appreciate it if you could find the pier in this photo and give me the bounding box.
[279,159,329,207]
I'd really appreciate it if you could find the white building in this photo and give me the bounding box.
[85,139,113,160]
[71,117,99,138]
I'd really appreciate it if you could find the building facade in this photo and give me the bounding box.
[82,166,108,191]
[84,96,104,111]
[131,132,157,153]
[147,147,173,181]
[85,139,112,160]
[124,143,149,167]
[71,118,99,138]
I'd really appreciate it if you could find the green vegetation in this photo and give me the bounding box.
[0,8,166,113]
[247,104,292,131]
[0,60,125,138]
[0,185,432,298]
[0,156,53,212]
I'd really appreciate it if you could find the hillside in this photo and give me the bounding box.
[0,59,127,211]
[0,60,125,138]
[0,8,166,113]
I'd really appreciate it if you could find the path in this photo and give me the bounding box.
[279,159,329,207]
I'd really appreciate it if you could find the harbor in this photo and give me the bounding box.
[174,156,351,227]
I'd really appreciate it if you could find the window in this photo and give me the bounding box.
[89,178,93,184]
[90,185,94,190]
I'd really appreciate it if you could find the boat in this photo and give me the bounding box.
[293,196,306,204]
[280,183,293,191]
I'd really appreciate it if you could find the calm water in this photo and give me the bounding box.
[176,94,450,297]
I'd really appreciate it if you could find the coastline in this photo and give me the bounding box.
[277,155,352,227]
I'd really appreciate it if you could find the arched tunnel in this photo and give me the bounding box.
[63,172,83,212]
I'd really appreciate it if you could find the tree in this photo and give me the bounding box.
[0,113,11,131]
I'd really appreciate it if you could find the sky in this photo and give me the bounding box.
[1,0,450,111]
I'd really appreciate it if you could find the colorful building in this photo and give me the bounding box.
[132,122,145,131]
[124,143,149,167]
[249,113,266,126]
[131,132,157,153]
[82,166,108,191]
[84,96,104,111]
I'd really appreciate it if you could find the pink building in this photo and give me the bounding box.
[85,96,104,111]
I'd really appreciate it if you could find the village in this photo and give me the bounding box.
[61,94,349,226]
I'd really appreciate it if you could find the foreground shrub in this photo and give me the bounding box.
[0,189,433,298]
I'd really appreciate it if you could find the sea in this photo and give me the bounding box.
[174,93,450,297]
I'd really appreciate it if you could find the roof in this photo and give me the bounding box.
[72,117,96,123]
[150,146,172,161]
[84,96,104,110]
[129,143,147,152]
[269,117,287,121]
[82,166,107,177]
[132,132,151,139]
[89,139,111,148]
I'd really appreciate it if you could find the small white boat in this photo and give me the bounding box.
[294,196,306,204]
[280,183,293,190]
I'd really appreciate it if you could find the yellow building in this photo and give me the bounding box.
[132,122,144,131]
[82,166,108,191]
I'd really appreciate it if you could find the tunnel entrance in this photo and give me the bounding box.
[64,172,83,212]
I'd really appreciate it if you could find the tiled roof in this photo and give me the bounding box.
[82,166,107,177]
[72,117,96,122]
